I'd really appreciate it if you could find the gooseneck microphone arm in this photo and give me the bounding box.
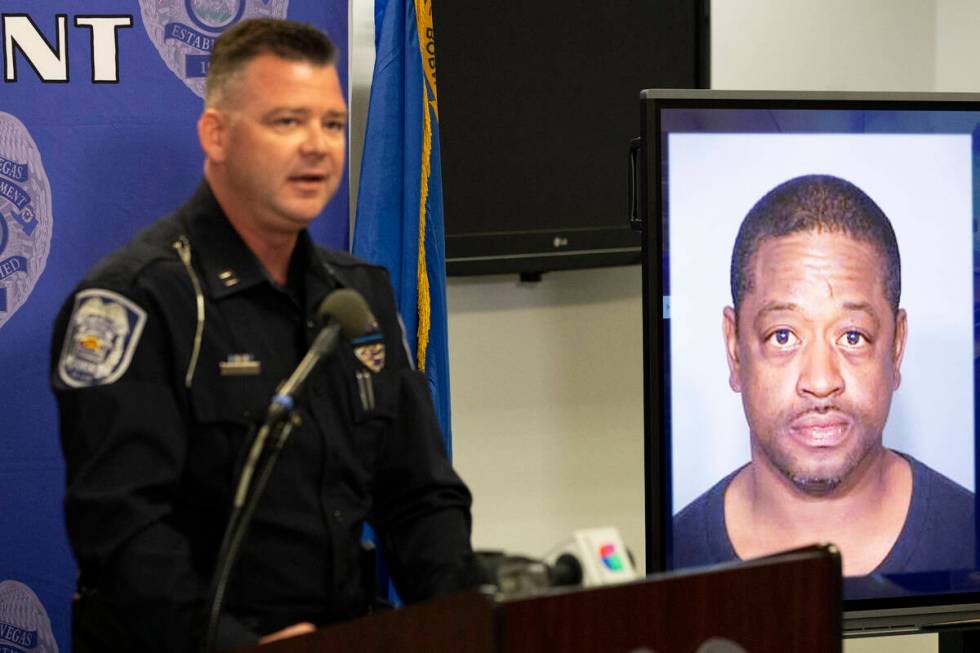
[201,289,376,653]
[202,416,297,653]
[233,322,342,509]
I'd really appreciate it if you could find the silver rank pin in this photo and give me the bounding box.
[219,353,261,376]
[217,269,240,288]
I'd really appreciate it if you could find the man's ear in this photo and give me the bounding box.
[723,306,742,392]
[198,108,227,164]
[892,308,908,390]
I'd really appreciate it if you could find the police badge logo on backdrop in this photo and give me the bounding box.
[139,0,289,97]
[0,113,52,331]
[0,580,58,653]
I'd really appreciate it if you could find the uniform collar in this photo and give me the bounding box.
[178,182,333,301]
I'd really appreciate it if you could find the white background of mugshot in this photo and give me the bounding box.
[668,133,975,512]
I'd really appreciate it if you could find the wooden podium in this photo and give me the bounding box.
[241,544,841,653]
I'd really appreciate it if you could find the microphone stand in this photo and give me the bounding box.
[200,324,341,652]
[197,287,375,652]
[201,408,299,653]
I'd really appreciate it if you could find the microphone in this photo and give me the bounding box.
[267,288,376,421]
[235,289,375,506]
[467,550,582,597]
[470,552,552,596]
[470,528,636,599]
[204,289,376,653]
[547,527,638,587]
[549,553,583,586]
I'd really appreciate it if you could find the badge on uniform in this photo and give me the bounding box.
[57,289,147,388]
[352,330,383,412]
[352,331,385,374]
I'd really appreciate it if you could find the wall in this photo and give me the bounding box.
[935,0,980,91]
[710,0,935,91]
[448,268,645,563]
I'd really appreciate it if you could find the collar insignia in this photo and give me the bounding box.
[217,269,239,287]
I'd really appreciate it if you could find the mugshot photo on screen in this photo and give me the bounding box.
[667,133,974,524]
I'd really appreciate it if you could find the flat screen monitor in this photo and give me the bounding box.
[640,90,980,633]
[433,1,707,277]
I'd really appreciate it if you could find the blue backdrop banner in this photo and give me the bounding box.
[0,4,349,650]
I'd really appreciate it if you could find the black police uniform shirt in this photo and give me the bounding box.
[50,182,473,651]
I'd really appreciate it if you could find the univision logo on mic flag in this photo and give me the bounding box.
[557,526,637,587]
[599,543,625,572]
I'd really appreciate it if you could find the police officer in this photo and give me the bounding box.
[51,18,473,652]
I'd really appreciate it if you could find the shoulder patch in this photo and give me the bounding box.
[57,289,148,388]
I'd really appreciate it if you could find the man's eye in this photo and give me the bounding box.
[839,330,867,347]
[323,119,346,131]
[274,117,298,127]
[767,328,797,347]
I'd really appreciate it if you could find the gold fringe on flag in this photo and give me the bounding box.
[415,83,431,372]
[415,0,438,119]
[414,0,437,371]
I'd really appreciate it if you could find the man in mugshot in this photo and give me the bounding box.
[672,174,975,577]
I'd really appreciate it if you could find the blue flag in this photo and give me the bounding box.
[354,0,452,455]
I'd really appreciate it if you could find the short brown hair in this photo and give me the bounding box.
[205,18,337,105]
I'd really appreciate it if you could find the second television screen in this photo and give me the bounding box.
[657,99,979,602]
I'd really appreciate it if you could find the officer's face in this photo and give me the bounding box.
[212,53,347,234]
[722,231,907,495]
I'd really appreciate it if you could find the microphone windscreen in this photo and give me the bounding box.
[317,289,376,338]
[550,553,583,586]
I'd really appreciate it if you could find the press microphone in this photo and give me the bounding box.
[547,527,638,587]
[470,552,552,596]
[468,549,584,597]
[266,288,376,422]
[470,528,636,600]
[549,553,583,586]
[236,288,376,505]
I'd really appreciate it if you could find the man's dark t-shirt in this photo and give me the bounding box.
[672,453,975,588]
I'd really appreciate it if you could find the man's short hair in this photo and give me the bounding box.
[730,174,901,314]
[205,18,337,105]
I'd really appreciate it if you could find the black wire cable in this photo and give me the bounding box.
[201,415,298,653]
